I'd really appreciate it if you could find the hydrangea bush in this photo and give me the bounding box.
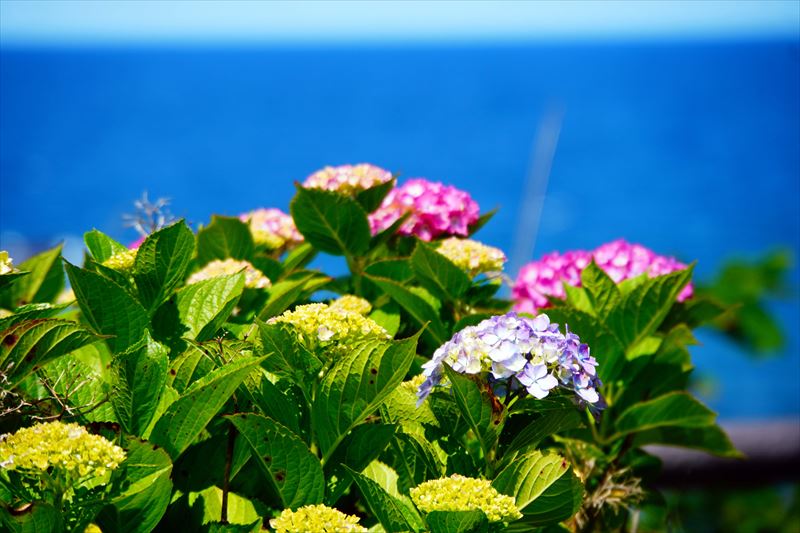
[0,164,738,532]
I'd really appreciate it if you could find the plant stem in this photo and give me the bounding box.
[221,421,237,524]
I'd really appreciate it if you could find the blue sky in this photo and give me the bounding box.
[1,0,798,45]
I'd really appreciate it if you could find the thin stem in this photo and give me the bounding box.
[220,422,237,524]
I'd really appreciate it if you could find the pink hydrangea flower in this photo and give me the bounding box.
[303,163,393,195]
[512,239,693,313]
[368,178,480,241]
[240,208,304,251]
[129,235,146,249]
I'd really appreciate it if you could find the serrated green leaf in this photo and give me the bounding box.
[501,408,584,466]
[391,431,444,494]
[492,451,583,526]
[281,242,317,274]
[1,501,63,533]
[443,366,505,458]
[346,466,425,533]
[133,220,196,311]
[290,186,371,256]
[84,229,127,263]
[0,318,101,386]
[65,261,148,353]
[167,344,215,393]
[256,321,323,386]
[228,413,324,508]
[580,261,621,316]
[324,423,397,504]
[112,332,169,436]
[614,391,717,438]
[149,356,263,459]
[0,245,63,308]
[176,273,245,340]
[197,216,254,265]
[257,271,328,320]
[468,208,497,237]
[411,242,471,302]
[313,333,419,462]
[631,424,742,458]
[426,510,489,533]
[190,486,260,526]
[0,302,72,332]
[355,177,396,213]
[562,284,593,314]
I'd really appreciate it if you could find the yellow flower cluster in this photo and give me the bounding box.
[436,238,506,278]
[0,251,15,275]
[186,259,271,289]
[270,504,367,533]
[102,248,138,272]
[268,302,389,356]
[240,208,304,252]
[329,295,372,315]
[410,474,522,523]
[303,163,393,196]
[0,421,126,480]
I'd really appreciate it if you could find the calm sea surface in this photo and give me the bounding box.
[1,41,798,418]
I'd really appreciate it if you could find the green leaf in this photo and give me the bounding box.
[313,332,419,461]
[0,270,29,292]
[365,273,447,347]
[501,408,584,465]
[228,413,324,508]
[281,242,317,273]
[0,302,72,332]
[256,321,323,386]
[65,261,149,353]
[97,438,173,533]
[196,216,254,265]
[0,245,63,308]
[346,467,425,533]
[112,333,170,437]
[492,451,583,526]
[391,431,444,494]
[411,242,471,302]
[468,208,497,237]
[580,261,621,316]
[632,424,742,458]
[149,356,263,459]
[176,273,245,340]
[443,366,505,458]
[290,186,371,256]
[662,296,728,331]
[562,284,593,314]
[258,271,329,320]
[426,510,489,533]
[614,392,716,437]
[191,486,261,526]
[133,220,196,311]
[1,502,63,533]
[323,423,398,504]
[0,318,101,386]
[369,303,401,337]
[167,344,215,393]
[355,177,396,213]
[84,229,127,263]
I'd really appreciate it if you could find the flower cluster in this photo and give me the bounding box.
[513,239,693,314]
[436,237,506,277]
[329,294,372,315]
[410,474,522,523]
[303,163,393,196]
[239,208,303,252]
[369,178,480,241]
[186,259,271,289]
[103,248,139,272]
[1,251,15,275]
[417,312,601,406]
[0,421,125,480]
[270,504,367,533]
[268,302,389,357]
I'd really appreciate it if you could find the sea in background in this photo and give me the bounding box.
[1,41,798,420]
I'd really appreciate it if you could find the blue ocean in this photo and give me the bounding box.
[1,41,798,419]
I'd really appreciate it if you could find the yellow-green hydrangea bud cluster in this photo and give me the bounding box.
[401,373,427,393]
[436,237,506,277]
[0,251,15,275]
[303,163,393,196]
[268,302,389,356]
[410,474,522,523]
[186,259,271,289]
[0,421,125,480]
[240,208,304,252]
[102,248,138,272]
[270,504,367,533]
[330,295,372,315]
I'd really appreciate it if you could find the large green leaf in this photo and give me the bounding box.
[228,413,324,508]
[631,424,741,458]
[133,220,196,311]
[501,408,584,466]
[426,510,489,533]
[257,271,329,320]
[313,333,419,461]
[1,502,63,533]
[65,261,149,353]
[411,241,471,302]
[176,273,245,340]
[614,391,716,438]
[0,302,72,332]
[0,318,100,386]
[112,333,170,437]
[323,423,397,504]
[580,261,621,316]
[256,321,323,387]
[346,467,425,533]
[167,344,215,393]
[0,245,63,308]
[443,366,506,458]
[149,356,263,459]
[196,216,254,265]
[355,177,396,213]
[97,438,173,533]
[84,229,127,263]
[492,451,583,526]
[391,431,444,494]
[189,486,261,526]
[290,186,371,256]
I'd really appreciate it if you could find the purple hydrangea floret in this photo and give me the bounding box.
[417,312,602,407]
